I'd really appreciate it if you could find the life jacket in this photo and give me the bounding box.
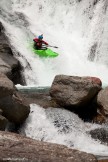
[33,38,48,47]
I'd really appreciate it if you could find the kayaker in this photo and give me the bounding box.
[33,34,48,50]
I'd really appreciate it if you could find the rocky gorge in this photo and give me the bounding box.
[0,21,108,162]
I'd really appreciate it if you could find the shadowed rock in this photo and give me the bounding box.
[0,22,25,85]
[0,115,8,130]
[0,73,30,124]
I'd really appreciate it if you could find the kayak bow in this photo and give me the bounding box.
[33,48,59,57]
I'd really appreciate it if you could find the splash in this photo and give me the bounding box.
[20,104,108,156]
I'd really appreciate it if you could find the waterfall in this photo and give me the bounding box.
[0,0,108,156]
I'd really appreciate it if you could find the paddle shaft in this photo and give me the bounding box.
[48,45,58,48]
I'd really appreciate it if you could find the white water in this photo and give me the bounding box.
[0,0,108,156]
[21,104,108,156]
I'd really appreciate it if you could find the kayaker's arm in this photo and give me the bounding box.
[42,40,48,45]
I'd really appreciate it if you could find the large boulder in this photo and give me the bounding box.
[0,73,30,124]
[0,131,97,162]
[97,87,108,116]
[50,75,102,107]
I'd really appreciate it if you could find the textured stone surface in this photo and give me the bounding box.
[0,22,25,85]
[0,92,30,124]
[50,75,101,107]
[89,128,108,145]
[0,131,97,162]
[0,73,15,98]
[97,87,108,116]
[0,115,8,130]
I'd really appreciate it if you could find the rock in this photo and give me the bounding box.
[0,21,25,85]
[0,73,30,124]
[0,73,15,98]
[0,131,97,162]
[86,76,102,86]
[18,87,60,108]
[0,22,29,124]
[97,87,108,116]
[89,128,108,145]
[93,113,106,124]
[0,92,30,124]
[0,115,8,130]
[50,75,101,107]
[0,109,3,115]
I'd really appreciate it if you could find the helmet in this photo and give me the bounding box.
[38,35,43,39]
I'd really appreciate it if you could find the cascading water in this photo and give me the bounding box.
[20,104,108,156]
[0,0,108,156]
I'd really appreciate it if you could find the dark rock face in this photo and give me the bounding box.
[89,128,108,145]
[97,87,108,116]
[0,73,15,98]
[0,22,29,129]
[93,112,106,124]
[0,73,30,125]
[0,93,30,124]
[50,75,101,107]
[0,115,8,130]
[0,131,97,162]
[0,22,25,85]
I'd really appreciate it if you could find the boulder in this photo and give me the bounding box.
[0,131,97,162]
[0,73,15,98]
[0,73,30,124]
[0,92,30,124]
[50,75,101,107]
[0,115,8,130]
[97,87,108,116]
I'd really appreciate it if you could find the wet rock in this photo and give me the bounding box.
[0,21,25,85]
[0,92,30,124]
[0,115,8,130]
[0,72,15,98]
[0,109,3,115]
[97,87,108,116]
[89,128,108,145]
[0,131,97,162]
[50,75,101,107]
[18,88,60,108]
[93,112,106,124]
[0,73,30,124]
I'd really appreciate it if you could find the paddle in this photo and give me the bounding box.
[48,45,58,48]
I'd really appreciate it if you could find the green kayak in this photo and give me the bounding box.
[33,48,59,58]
